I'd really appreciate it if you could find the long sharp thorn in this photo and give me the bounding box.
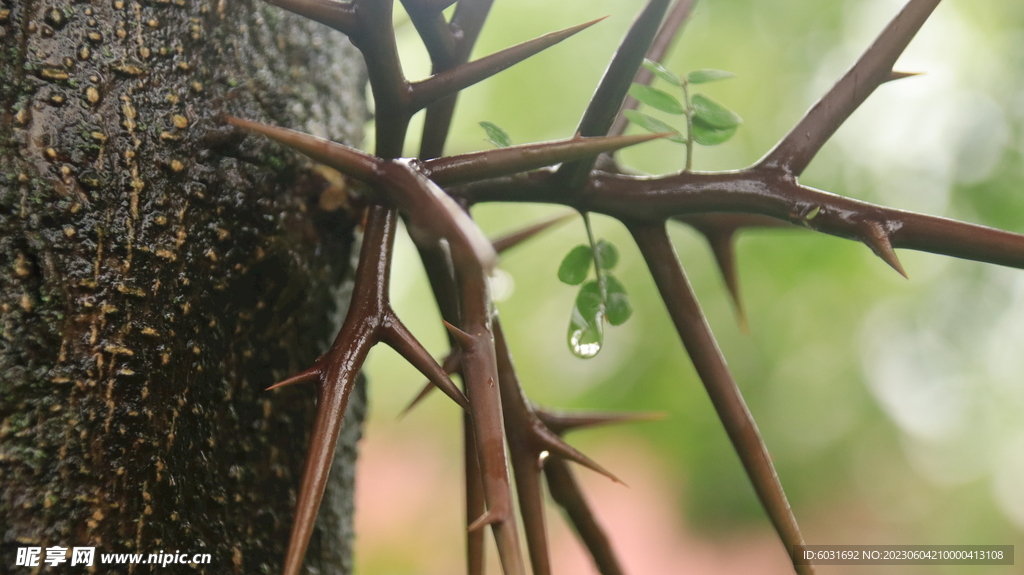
[226,116,379,183]
[443,320,476,349]
[536,408,665,435]
[281,344,370,575]
[266,365,321,391]
[556,0,672,187]
[467,508,504,532]
[863,221,909,279]
[426,132,668,186]
[540,431,624,485]
[398,351,462,418]
[887,70,924,82]
[705,231,749,332]
[382,312,470,410]
[492,212,576,254]
[629,222,813,575]
[263,0,356,34]
[398,381,436,420]
[759,0,941,176]
[609,0,699,137]
[544,458,624,575]
[410,17,606,112]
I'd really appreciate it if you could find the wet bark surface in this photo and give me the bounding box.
[0,0,367,572]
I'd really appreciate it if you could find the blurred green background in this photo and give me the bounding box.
[352,0,1024,573]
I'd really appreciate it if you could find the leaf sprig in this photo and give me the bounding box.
[558,215,632,358]
[626,58,742,170]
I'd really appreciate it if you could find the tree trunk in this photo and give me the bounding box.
[0,0,366,573]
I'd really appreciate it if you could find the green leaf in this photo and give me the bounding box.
[628,84,684,115]
[479,121,512,148]
[595,239,619,270]
[604,274,632,326]
[575,280,604,320]
[692,116,737,146]
[623,110,686,144]
[558,245,592,285]
[691,94,742,129]
[642,58,682,86]
[686,69,736,84]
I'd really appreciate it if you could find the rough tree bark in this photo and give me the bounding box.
[0,0,366,573]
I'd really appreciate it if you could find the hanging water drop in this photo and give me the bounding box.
[567,308,604,359]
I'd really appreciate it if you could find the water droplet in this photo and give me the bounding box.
[568,310,604,359]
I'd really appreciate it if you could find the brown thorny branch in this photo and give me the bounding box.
[222,0,1024,574]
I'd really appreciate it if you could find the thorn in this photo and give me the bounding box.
[705,232,749,333]
[225,116,379,183]
[263,0,357,34]
[541,431,625,485]
[491,212,576,254]
[399,382,436,419]
[536,408,665,435]
[382,313,469,410]
[266,365,321,390]
[443,320,476,350]
[426,132,669,186]
[467,509,503,532]
[886,70,924,82]
[397,348,461,419]
[410,17,607,111]
[544,457,625,575]
[862,221,908,279]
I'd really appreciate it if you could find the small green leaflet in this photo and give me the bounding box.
[686,69,736,84]
[575,280,604,320]
[623,110,686,144]
[558,245,592,285]
[479,121,512,148]
[691,94,742,129]
[595,239,619,270]
[642,58,682,86]
[604,274,632,326]
[628,84,684,115]
[692,117,737,145]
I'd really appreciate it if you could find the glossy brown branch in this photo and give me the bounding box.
[758,0,941,175]
[608,0,698,137]
[629,221,812,575]
[456,166,1024,273]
